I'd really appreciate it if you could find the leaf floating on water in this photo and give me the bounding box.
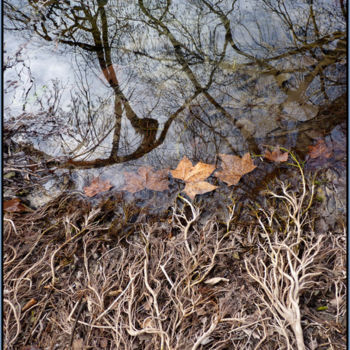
[184,181,218,200]
[264,146,289,163]
[139,167,169,192]
[122,171,144,194]
[84,177,112,197]
[170,156,194,181]
[171,156,216,183]
[308,139,332,159]
[215,153,257,186]
[122,166,169,193]
[171,156,217,199]
[4,198,28,213]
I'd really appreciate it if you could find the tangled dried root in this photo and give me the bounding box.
[3,164,346,349]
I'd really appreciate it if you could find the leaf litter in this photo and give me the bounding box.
[82,149,293,199]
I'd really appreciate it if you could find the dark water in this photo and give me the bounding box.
[4,0,346,208]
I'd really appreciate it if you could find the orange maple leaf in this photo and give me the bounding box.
[122,166,169,193]
[215,153,257,186]
[171,156,218,200]
[84,177,112,197]
[264,146,289,163]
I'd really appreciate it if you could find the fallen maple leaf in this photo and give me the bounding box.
[308,139,332,159]
[264,146,289,162]
[171,156,218,199]
[184,181,218,200]
[171,157,215,183]
[4,198,28,213]
[122,166,169,193]
[84,177,112,197]
[215,153,257,186]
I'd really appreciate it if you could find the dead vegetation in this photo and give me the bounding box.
[3,163,346,349]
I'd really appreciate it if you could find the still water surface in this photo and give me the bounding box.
[4,0,346,207]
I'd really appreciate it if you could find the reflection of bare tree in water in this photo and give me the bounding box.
[138,0,345,154]
[4,0,200,167]
[4,0,346,168]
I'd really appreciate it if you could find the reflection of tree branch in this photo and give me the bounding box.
[284,49,344,104]
[201,0,260,63]
[59,90,202,168]
[5,0,346,169]
[203,0,345,65]
[339,0,347,19]
[139,0,238,127]
[187,105,235,154]
[202,0,345,106]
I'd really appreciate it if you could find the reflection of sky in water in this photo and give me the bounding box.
[4,36,72,115]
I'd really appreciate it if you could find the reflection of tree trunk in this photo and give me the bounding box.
[4,0,179,168]
[81,1,164,162]
[110,94,123,160]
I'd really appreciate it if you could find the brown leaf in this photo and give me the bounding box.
[72,338,84,350]
[215,153,257,186]
[171,157,217,199]
[83,177,112,197]
[184,181,218,200]
[308,139,332,159]
[121,171,145,194]
[100,338,108,348]
[264,146,289,162]
[22,298,37,312]
[170,156,194,181]
[4,198,27,213]
[122,166,169,193]
[171,156,216,183]
[139,167,169,192]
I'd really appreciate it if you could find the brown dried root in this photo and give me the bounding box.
[3,176,346,349]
